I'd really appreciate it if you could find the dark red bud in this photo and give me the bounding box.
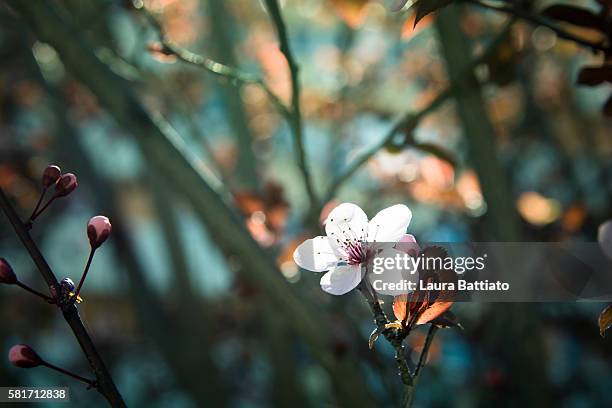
[8,344,43,368]
[0,258,17,284]
[87,216,112,249]
[42,165,61,188]
[55,173,77,197]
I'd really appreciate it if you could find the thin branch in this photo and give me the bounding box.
[27,187,47,222]
[264,0,318,209]
[403,324,438,407]
[414,324,437,377]
[324,19,516,201]
[358,284,414,387]
[324,89,450,202]
[0,188,126,407]
[43,362,97,387]
[15,281,55,303]
[30,194,57,222]
[142,9,290,119]
[464,0,607,53]
[74,248,95,300]
[0,190,59,291]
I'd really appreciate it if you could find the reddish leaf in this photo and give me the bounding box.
[577,65,612,86]
[415,300,453,324]
[599,304,612,337]
[393,294,409,322]
[541,5,604,30]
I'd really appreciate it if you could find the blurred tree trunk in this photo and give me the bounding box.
[206,0,258,189]
[435,5,550,406]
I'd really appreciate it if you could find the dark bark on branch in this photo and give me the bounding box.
[0,189,126,407]
[263,0,318,211]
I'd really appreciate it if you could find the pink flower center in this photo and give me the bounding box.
[345,241,369,265]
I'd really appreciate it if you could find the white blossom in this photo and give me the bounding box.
[293,203,412,295]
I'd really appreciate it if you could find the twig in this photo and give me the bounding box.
[142,10,290,119]
[358,284,414,387]
[414,324,437,377]
[0,190,59,291]
[464,0,607,53]
[27,187,47,222]
[15,281,55,303]
[0,188,126,407]
[403,324,438,407]
[263,0,318,210]
[324,89,450,202]
[42,361,96,387]
[145,5,318,207]
[359,280,442,407]
[324,19,515,201]
[74,248,94,300]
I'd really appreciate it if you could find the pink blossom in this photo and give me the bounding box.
[87,216,112,249]
[8,345,43,368]
[55,173,78,197]
[0,258,16,284]
[42,165,61,188]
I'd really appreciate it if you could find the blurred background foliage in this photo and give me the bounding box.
[0,0,611,406]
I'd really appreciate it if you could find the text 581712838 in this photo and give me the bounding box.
[0,387,69,402]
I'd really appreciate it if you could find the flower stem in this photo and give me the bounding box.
[403,324,438,407]
[28,187,47,222]
[415,324,437,377]
[30,194,57,222]
[15,281,54,303]
[358,284,414,388]
[74,248,95,300]
[42,361,96,387]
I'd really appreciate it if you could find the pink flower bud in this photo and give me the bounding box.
[8,345,43,368]
[0,258,17,284]
[87,216,112,249]
[55,173,78,197]
[42,165,61,188]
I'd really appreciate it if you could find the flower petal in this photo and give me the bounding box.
[396,234,421,257]
[293,237,338,272]
[325,203,369,257]
[368,247,417,295]
[320,264,363,295]
[368,204,412,243]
